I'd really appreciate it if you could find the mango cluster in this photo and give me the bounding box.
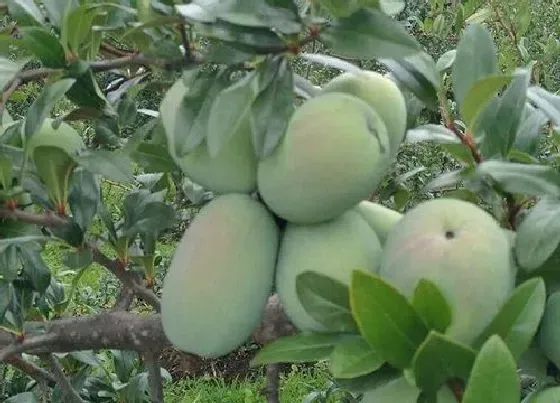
[160,70,516,366]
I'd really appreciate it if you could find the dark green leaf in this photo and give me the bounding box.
[19,247,51,293]
[412,279,452,333]
[334,364,402,393]
[452,23,498,117]
[440,143,476,165]
[405,124,460,144]
[6,0,46,26]
[64,61,108,110]
[60,4,100,55]
[124,202,175,239]
[94,115,120,147]
[24,78,76,140]
[68,168,100,232]
[4,392,40,403]
[48,220,84,248]
[0,236,47,254]
[203,41,255,64]
[322,8,421,60]
[251,333,344,366]
[117,97,137,127]
[380,52,440,109]
[475,161,560,198]
[473,278,546,361]
[112,350,138,383]
[515,197,560,271]
[527,86,560,127]
[75,150,134,183]
[69,350,101,368]
[350,270,429,369]
[329,335,384,379]
[296,271,358,333]
[207,71,256,157]
[0,279,11,320]
[360,375,456,402]
[462,74,512,127]
[130,142,177,173]
[412,331,476,397]
[512,105,548,155]
[251,57,294,158]
[63,248,93,270]
[19,27,66,68]
[462,335,521,403]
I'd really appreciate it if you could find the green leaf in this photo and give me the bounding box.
[405,124,460,144]
[350,270,429,369]
[60,4,101,56]
[322,8,421,60]
[4,392,40,403]
[207,71,257,157]
[301,53,364,75]
[412,279,452,333]
[473,278,546,361]
[474,70,531,158]
[462,335,521,403]
[329,335,384,379]
[512,105,548,155]
[461,74,512,127]
[124,201,175,240]
[42,0,78,28]
[452,23,498,117]
[360,375,456,402]
[251,333,344,366]
[251,57,294,158]
[527,86,560,127]
[334,364,402,393]
[0,279,11,320]
[0,57,25,94]
[63,248,93,270]
[6,0,46,26]
[295,271,358,334]
[380,56,440,109]
[412,331,477,397]
[64,61,108,110]
[24,78,76,140]
[436,50,456,72]
[475,161,560,198]
[0,236,48,254]
[75,150,134,184]
[19,27,66,68]
[130,142,177,173]
[68,168,100,232]
[515,197,560,271]
[19,247,51,293]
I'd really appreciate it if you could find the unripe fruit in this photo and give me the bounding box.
[322,71,407,156]
[538,291,560,370]
[354,200,403,244]
[161,194,279,358]
[275,209,382,332]
[161,79,258,194]
[379,198,514,345]
[258,92,391,224]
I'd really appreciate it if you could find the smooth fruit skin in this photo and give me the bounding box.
[538,291,560,370]
[354,200,403,244]
[258,92,391,224]
[360,376,456,402]
[379,198,514,345]
[526,386,560,402]
[322,71,407,156]
[161,79,258,194]
[275,209,382,332]
[161,194,279,358]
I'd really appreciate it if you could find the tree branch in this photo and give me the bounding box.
[144,351,164,403]
[43,354,86,403]
[6,354,56,387]
[0,295,295,361]
[0,207,67,227]
[263,364,280,403]
[111,286,135,312]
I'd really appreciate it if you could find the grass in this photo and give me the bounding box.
[164,363,344,403]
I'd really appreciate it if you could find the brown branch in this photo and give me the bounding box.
[43,354,86,403]
[0,207,67,227]
[99,41,134,58]
[178,23,194,63]
[263,364,281,403]
[0,295,294,360]
[144,351,164,403]
[6,354,56,387]
[111,286,135,312]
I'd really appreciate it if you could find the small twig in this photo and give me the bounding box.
[0,207,67,227]
[6,354,56,386]
[111,286,135,312]
[178,23,194,62]
[263,364,281,403]
[43,354,86,403]
[90,246,161,312]
[99,41,133,58]
[144,351,164,403]
[0,76,22,120]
